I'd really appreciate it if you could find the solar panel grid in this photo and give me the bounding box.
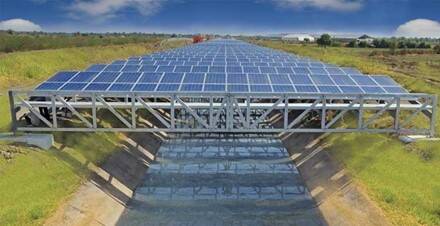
[36,39,408,95]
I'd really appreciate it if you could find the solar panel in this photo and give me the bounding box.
[35,39,408,95]
[36,82,64,90]
[47,71,78,82]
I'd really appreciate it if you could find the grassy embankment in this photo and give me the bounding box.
[0,38,189,225]
[258,41,440,226]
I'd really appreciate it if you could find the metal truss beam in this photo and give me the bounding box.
[8,90,437,136]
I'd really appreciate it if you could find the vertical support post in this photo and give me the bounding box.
[246,96,250,129]
[284,95,288,129]
[209,96,213,129]
[430,95,438,137]
[226,94,231,130]
[358,95,364,130]
[131,94,136,129]
[92,93,97,129]
[8,90,17,134]
[394,96,400,133]
[321,95,326,129]
[171,94,175,129]
[51,95,57,129]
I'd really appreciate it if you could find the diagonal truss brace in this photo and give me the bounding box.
[19,96,53,128]
[176,97,210,128]
[362,98,396,128]
[56,95,93,128]
[325,98,359,129]
[136,97,171,128]
[96,96,132,128]
[287,99,321,129]
[251,97,284,129]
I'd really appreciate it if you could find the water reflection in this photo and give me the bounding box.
[117,137,324,226]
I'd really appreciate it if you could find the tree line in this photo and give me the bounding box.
[316,34,440,54]
[0,31,170,53]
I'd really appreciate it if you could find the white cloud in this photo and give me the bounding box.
[0,18,42,31]
[69,0,167,18]
[273,0,363,12]
[395,19,440,38]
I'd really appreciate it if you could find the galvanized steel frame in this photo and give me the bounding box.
[8,90,437,136]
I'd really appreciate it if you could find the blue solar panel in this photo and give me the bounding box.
[276,67,293,73]
[109,83,134,91]
[350,75,377,86]
[116,72,142,83]
[205,73,226,83]
[157,84,179,91]
[339,86,363,94]
[250,85,271,92]
[138,73,162,83]
[157,66,175,73]
[269,74,291,84]
[259,66,276,73]
[61,83,87,91]
[292,67,310,74]
[133,83,157,91]
[382,86,407,93]
[289,74,313,85]
[243,66,260,73]
[183,73,205,83]
[104,64,123,72]
[295,85,318,93]
[204,84,225,92]
[226,66,243,73]
[310,74,335,85]
[317,86,341,93]
[361,86,386,93]
[86,64,107,72]
[192,66,209,73]
[329,74,356,85]
[71,72,98,82]
[227,73,247,84]
[47,71,78,82]
[273,85,295,92]
[174,66,192,73]
[36,39,408,95]
[325,67,345,75]
[181,84,203,91]
[85,83,111,91]
[36,82,64,90]
[371,76,399,86]
[140,65,157,72]
[309,68,328,75]
[248,74,269,84]
[161,73,184,83]
[228,84,248,92]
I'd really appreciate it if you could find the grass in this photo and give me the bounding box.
[0,38,188,225]
[256,41,440,225]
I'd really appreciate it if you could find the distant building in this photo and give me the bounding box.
[281,34,315,42]
[357,34,374,44]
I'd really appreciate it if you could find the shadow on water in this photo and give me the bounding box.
[116,134,327,226]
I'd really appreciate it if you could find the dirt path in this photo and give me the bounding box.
[44,133,163,226]
[281,133,390,226]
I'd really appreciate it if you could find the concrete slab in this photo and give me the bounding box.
[0,133,54,150]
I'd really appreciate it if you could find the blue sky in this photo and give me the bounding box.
[0,0,440,37]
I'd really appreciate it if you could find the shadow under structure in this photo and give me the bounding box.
[117,135,326,226]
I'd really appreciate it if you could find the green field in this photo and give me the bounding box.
[0,38,189,225]
[256,40,440,226]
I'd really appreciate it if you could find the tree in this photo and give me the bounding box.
[434,45,440,54]
[317,34,332,47]
[358,41,368,48]
[347,40,358,48]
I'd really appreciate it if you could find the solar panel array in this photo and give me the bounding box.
[36,39,407,94]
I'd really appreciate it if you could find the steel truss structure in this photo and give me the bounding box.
[8,90,437,136]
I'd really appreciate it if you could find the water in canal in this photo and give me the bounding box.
[117,136,323,226]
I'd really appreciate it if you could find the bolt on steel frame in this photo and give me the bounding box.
[8,90,437,136]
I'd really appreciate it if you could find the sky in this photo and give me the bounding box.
[0,0,440,37]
